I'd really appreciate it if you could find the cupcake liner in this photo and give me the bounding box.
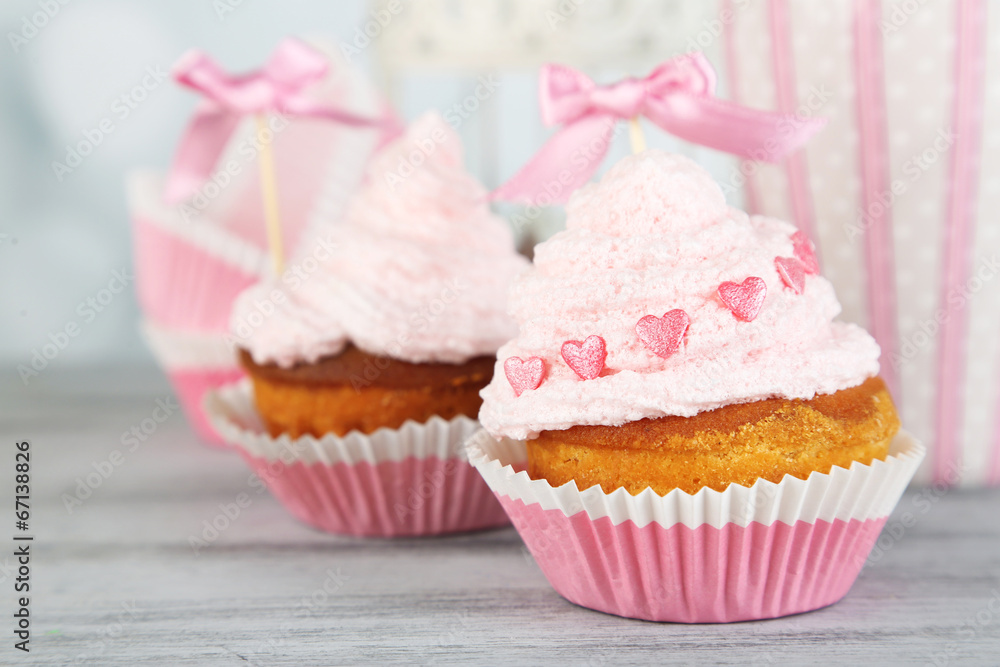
[169,367,246,445]
[467,430,925,623]
[140,321,243,446]
[203,380,510,537]
[130,171,267,332]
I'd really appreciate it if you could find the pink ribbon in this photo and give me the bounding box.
[164,38,393,204]
[492,53,826,204]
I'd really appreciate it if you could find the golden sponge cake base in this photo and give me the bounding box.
[527,376,899,495]
[240,346,493,438]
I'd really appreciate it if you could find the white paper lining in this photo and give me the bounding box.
[466,429,924,529]
[205,379,481,465]
[140,320,240,370]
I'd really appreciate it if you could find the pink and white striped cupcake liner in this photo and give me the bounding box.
[204,381,510,537]
[467,430,924,623]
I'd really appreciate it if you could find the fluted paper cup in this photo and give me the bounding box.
[204,380,510,537]
[468,430,924,623]
[140,320,243,446]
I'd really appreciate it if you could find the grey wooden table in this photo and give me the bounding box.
[2,367,999,666]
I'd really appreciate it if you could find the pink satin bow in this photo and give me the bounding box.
[492,54,826,204]
[163,38,392,204]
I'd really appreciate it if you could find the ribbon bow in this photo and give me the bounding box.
[492,53,825,204]
[164,38,391,204]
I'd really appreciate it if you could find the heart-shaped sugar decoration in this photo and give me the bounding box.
[791,231,819,275]
[718,277,767,322]
[561,335,606,380]
[503,356,545,397]
[775,256,806,294]
[635,309,690,358]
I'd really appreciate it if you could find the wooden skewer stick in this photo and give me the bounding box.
[628,116,647,154]
[255,114,285,276]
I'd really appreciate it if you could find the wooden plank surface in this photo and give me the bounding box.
[1,368,999,665]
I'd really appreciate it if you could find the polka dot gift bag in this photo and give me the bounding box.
[723,0,999,486]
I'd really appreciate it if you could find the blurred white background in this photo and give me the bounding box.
[0,0,734,377]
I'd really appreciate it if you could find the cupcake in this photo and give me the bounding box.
[209,112,529,536]
[470,151,924,621]
[130,39,391,446]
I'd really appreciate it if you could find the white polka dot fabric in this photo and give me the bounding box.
[726,0,998,487]
[882,0,954,485]
[963,4,1000,486]
[786,0,867,329]
[728,0,791,224]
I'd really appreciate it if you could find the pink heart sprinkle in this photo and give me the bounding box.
[635,309,690,358]
[504,356,545,397]
[775,256,806,294]
[718,277,767,322]
[561,335,607,380]
[791,231,819,275]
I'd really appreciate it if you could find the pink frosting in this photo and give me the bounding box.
[232,112,529,367]
[479,151,880,440]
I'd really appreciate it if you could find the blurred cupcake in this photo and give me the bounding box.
[129,40,390,444]
[208,112,528,536]
[470,151,923,621]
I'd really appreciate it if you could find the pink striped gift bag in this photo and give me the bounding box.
[722,0,999,486]
[139,321,245,447]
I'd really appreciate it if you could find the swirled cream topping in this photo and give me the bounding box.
[232,112,529,367]
[479,151,879,440]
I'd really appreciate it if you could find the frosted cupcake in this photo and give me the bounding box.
[469,151,923,620]
[234,111,527,436]
[481,151,898,493]
[209,112,529,536]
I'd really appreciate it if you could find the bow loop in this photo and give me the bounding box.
[261,38,328,90]
[539,64,596,125]
[589,78,647,118]
[644,53,717,97]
